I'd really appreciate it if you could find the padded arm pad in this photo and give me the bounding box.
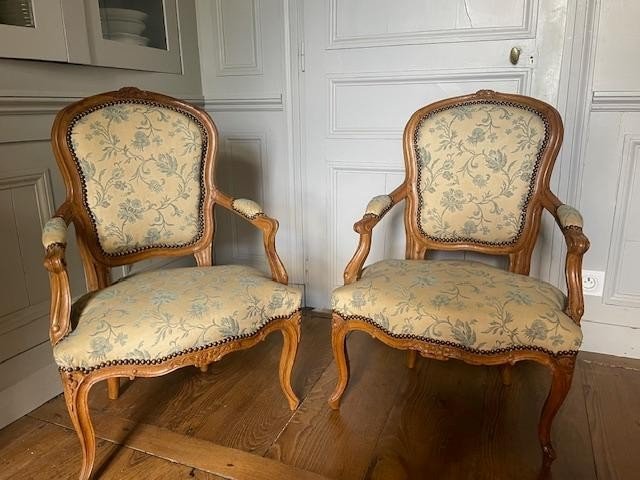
[42,217,68,248]
[232,198,265,220]
[557,204,583,229]
[365,195,392,217]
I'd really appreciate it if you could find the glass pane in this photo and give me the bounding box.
[0,0,35,28]
[99,0,167,50]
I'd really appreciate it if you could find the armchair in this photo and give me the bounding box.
[43,87,301,479]
[329,90,589,464]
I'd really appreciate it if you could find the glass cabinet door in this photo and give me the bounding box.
[84,0,182,73]
[0,0,67,61]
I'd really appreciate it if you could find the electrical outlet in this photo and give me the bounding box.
[582,270,605,296]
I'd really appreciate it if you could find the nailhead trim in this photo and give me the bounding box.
[57,310,301,373]
[334,312,579,358]
[66,99,210,258]
[413,100,550,247]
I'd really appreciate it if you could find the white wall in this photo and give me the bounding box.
[0,0,204,428]
[577,0,640,358]
[196,0,304,288]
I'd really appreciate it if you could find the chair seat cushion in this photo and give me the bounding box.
[331,259,581,355]
[54,265,302,371]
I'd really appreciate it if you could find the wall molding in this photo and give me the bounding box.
[0,95,204,116]
[215,0,263,76]
[328,0,538,49]
[0,169,55,340]
[221,133,268,264]
[328,68,531,139]
[605,135,640,307]
[203,94,283,112]
[591,91,640,112]
[328,165,403,291]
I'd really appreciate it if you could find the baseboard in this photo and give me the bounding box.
[580,319,640,359]
[0,360,61,430]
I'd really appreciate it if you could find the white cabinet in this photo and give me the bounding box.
[0,0,182,73]
[0,0,68,62]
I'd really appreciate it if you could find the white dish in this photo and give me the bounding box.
[105,32,150,46]
[100,7,148,22]
[102,19,146,35]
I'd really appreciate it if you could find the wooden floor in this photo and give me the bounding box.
[1,312,639,479]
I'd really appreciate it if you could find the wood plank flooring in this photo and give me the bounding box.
[1,312,639,479]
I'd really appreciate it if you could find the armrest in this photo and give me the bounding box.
[543,192,590,324]
[42,204,73,345]
[214,190,288,285]
[344,184,407,284]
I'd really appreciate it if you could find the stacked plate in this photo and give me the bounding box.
[0,0,34,27]
[100,7,150,46]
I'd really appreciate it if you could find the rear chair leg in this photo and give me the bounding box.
[407,350,417,369]
[500,365,513,386]
[538,356,576,464]
[107,377,120,400]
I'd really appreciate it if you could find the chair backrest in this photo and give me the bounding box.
[51,87,218,267]
[402,90,563,273]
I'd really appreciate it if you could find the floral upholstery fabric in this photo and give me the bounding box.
[557,204,583,229]
[232,198,264,219]
[69,102,205,255]
[415,102,547,244]
[54,265,302,370]
[332,259,581,354]
[365,195,392,217]
[42,217,68,248]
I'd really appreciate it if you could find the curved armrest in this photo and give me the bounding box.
[42,204,73,345]
[543,192,590,324]
[344,183,408,284]
[214,190,288,284]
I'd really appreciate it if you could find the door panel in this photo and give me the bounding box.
[301,0,567,307]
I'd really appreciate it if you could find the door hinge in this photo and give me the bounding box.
[299,40,305,72]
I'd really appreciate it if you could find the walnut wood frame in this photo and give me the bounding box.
[329,90,590,465]
[45,87,300,480]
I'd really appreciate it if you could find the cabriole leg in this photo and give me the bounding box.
[328,314,350,410]
[538,356,576,464]
[279,312,301,410]
[62,371,96,480]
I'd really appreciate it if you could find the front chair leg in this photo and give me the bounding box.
[279,312,301,411]
[328,314,350,410]
[62,372,96,480]
[107,377,120,400]
[538,356,576,464]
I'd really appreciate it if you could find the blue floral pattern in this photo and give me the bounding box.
[70,103,205,255]
[415,103,547,244]
[53,265,302,370]
[332,259,581,354]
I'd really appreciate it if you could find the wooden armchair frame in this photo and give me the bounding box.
[329,90,589,464]
[45,87,300,479]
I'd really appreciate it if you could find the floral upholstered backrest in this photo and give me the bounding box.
[411,97,549,246]
[67,99,208,257]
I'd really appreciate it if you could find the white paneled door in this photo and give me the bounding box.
[299,0,569,307]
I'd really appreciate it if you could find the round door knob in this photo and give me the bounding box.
[510,47,521,65]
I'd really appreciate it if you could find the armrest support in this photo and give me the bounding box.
[344,183,407,284]
[214,190,288,284]
[543,192,590,324]
[42,203,73,345]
